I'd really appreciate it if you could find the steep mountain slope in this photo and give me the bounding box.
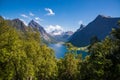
[11,19,27,31]
[0,16,56,44]
[76,24,86,32]
[69,15,120,47]
[2,18,28,32]
[0,16,4,21]
[28,20,56,43]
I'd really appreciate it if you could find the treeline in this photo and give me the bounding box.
[0,20,57,80]
[0,19,120,80]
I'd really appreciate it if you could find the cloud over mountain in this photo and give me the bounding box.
[45,25,63,35]
[78,20,83,25]
[34,17,43,24]
[21,14,29,18]
[29,12,34,16]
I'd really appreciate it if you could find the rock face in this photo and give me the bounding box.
[69,15,120,47]
[28,20,55,43]
[0,16,28,32]
[77,24,86,31]
[0,16,4,21]
[0,17,56,44]
[6,18,28,32]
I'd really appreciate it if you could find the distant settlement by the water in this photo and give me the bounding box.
[48,43,88,58]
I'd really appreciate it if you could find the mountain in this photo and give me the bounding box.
[0,16,4,21]
[28,20,56,43]
[69,15,120,47]
[51,31,73,42]
[50,29,63,36]
[11,19,27,31]
[1,18,28,32]
[77,24,86,31]
[0,16,73,43]
[0,16,56,44]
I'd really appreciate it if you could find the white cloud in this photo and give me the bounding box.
[35,17,43,21]
[34,17,43,24]
[45,8,55,16]
[45,25,64,35]
[21,14,28,18]
[78,20,83,25]
[29,12,34,16]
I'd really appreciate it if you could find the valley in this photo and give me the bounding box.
[0,0,120,80]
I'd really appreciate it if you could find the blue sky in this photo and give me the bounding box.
[0,0,120,32]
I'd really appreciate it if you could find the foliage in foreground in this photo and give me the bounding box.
[0,20,120,80]
[0,20,57,80]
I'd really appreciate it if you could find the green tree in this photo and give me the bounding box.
[82,21,120,80]
[37,45,57,80]
[57,52,81,80]
[0,20,26,80]
[0,19,58,80]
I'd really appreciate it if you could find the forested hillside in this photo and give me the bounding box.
[0,19,57,80]
[0,18,120,80]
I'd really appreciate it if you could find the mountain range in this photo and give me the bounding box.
[69,15,120,47]
[28,20,73,43]
[28,20,57,43]
[0,16,73,44]
[0,15,120,46]
[51,31,74,42]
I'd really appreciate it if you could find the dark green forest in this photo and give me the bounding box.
[0,19,120,80]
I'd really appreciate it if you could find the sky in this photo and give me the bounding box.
[0,0,120,32]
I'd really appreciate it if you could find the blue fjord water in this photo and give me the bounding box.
[49,44,88,58]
